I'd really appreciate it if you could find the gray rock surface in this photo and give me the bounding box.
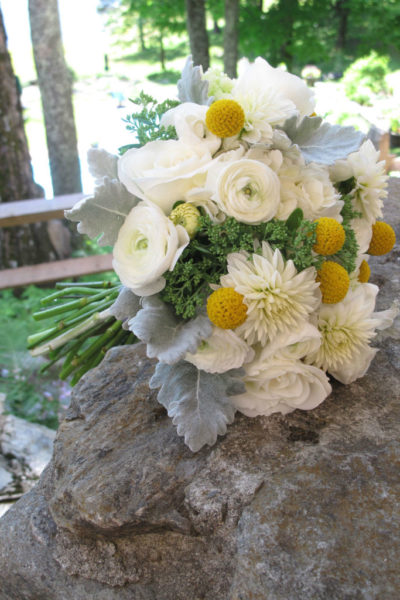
[0,180,399,600]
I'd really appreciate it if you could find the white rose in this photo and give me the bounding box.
[118,139,213,214]
[277,156,343,221]
[112,201,189,296]
[209,158,280,224]
[185,327,255,374]
[160,102,221,155]
[231,325,330,417]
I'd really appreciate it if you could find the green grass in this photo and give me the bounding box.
[0,270,118,429]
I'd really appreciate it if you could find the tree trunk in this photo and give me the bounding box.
[28,0,82,196]
[159,33,166,71]
[0,8,70,270]
[224,0,239,78]
[335,0,350,51]
[185,0,210,71]
[138,17,146,51]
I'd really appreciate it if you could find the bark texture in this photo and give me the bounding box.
[0,9,42,203]
[223,0,239,77]
[185,0,209,71]
[28,0,82,196]
[0,7,71,269]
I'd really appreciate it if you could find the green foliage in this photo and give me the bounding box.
[122,91,179,147]
[0,286,64,429]
[342,52,390,105]
[161,212,323,319]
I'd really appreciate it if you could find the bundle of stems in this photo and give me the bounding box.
[28,280,135,385]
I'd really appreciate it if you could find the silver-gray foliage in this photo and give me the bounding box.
[177,56,211,106]
[150,361,243,451]
[65,177,138,246]
[128,296,212,364]
[281,116,365,165]
[107,287,141,330]
[87,148,118,185]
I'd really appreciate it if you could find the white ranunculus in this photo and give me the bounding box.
[329,140,387,224]
[160,102,221,154]
[112,201,189,296]
[306,283,399,384]
[208,158,281,224]
[185,327,255,374]
[118,140,213,214]
[231,325,331,417]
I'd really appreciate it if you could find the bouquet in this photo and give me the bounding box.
[29,57,398,452]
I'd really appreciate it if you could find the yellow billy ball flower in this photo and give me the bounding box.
[205,99,245,138]
[313,217,346,256]
[368,221,396,256]
[207,287,248,329]
[358,260,371,283]
[317,261,350,304]
[169,203,201,238]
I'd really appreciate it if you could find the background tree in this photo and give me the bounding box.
[223,0,239,77]
[185,0,209,71]
[29,0,82,196]
[0,8,71,269]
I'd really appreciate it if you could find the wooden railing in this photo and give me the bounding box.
[0,193,113,290]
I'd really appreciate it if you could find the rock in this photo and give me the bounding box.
[0,462,12,492]
[0,180,399,600]
[0,414,56,478]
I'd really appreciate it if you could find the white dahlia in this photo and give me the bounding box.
[306,283,399,384]
[329,140,387,223]
[185,327,255,374]
[220,242,321,345]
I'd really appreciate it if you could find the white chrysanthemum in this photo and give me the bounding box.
[329,140,388,223]
[277,156,343,221]
[220,242,321,346]
[306,283,399,384]
[231,324,331,417]
[231,59,300,144]
[185,327,255,374]
[350,217,373,253]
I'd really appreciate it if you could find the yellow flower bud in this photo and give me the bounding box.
[169,203,201,238]
[317,261,350,304]
[207,287,248,329]
[205,99,245,138]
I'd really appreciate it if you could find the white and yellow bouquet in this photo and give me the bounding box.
[30,57,397,451]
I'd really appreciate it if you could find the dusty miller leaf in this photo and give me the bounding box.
[150,361,244,452]
[65,177,139,246]
[177,56,211,106]
[128,296,212,364]
[281,116,365,165]
[107,287,141,330]
[87,148,118,185]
